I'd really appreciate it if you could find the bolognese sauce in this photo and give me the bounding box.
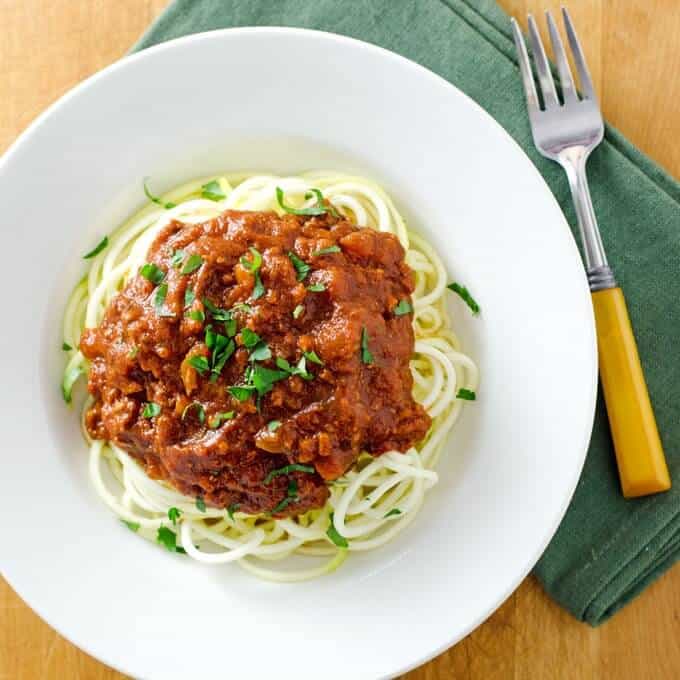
[80,208,430,516]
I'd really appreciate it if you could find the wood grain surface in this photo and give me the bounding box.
[1,1,679,678]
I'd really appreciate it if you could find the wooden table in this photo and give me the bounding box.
[1,1,679,678]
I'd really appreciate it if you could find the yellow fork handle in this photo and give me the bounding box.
[592,287,671,497]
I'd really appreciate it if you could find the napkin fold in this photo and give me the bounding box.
[134,0,680,625]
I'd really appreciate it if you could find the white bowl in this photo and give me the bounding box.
[0,28,596,679]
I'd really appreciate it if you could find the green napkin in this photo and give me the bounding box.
[134,0,680,625]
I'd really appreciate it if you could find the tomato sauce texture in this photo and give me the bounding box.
[81,209,431,516]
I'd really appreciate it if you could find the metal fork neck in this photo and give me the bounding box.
[558,147,617,291]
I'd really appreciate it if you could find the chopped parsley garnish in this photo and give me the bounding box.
[121,520,140,532]
[228,385,257,402]
[240,327,261,348]
[142,402,161,418]
[205,326,235,382]
[267,420,281,432]
[270,479,299,514]
[384,508,402,518]
[156,526,184,552]
[227,503,240,521]
[181,401,205,423]
[201,179,226,202]
[61,365,84,403]
[188,356,210,374]
[275,356,313,381]
[154,283,171,315]
[143,178,176,209]
[303,350,323,365]
[186,309,205,322]
[240,247,265,300]
[181,254,204,275]
[264,463,315,484]
[231,303,252,314]
[326,513,349,548]
[360,327,374,364]
[168,507,181,525]
[249,342,271,362]
[128,346,139,359]
[140,263,165,285]
[208,411,235,428]
[287,251,311,281]
[456,388,476,401]
[312,245,341,257]
[184,287,195,307]
[195,497,206,512]
[276,186,340,217]
[83,236,109,259]
[170,250,185,268]
[62,342,72,351]
[292,304,304,319]
[447,282,480,315]
[307,283,325,292]
[393,299,413,316]
[251,364,290,394]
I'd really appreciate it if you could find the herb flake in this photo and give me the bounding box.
[360,327,373,365]
[447,282,480,315]
[326,513,349,548]
[393,299,413,316]
[83,236,109,259]
[201,179,226,202]
[142,402,161,418]
[181,254,204,275]
[264,463,315,485]
[143,178,176,209]
[456,388,476,401]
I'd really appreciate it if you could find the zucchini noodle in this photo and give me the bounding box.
[62,172,479,582]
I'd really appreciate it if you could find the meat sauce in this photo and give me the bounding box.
[81,209,431,516]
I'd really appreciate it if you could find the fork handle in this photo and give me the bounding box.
[592,287,671,497]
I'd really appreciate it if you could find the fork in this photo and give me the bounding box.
[511,8,671,498]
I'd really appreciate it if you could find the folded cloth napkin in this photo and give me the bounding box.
[134,0,680,625]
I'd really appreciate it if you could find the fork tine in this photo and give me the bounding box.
[510,19,540,114]
[527,15,559,108]
[562,6,596,99]
[546,11,577,103]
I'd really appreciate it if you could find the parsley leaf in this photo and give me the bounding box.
[208,411,235,428]
[312,245,341,257]
[384,508,402,518]
[196,497,206,512]
[201,179,226,202]
[142,402,161,418]
[250,364,289,396]
[393,299,413,316]
[287,251,311,281]
[83,236,109,259]
[188,355,210,375]
[62,342,72,351]
[292,304,304,319]
[307,283,325,292]
[228,385,257,402]
[181,254,204,275]
[267,420,281,432]
[447,282,480,315]
[128,346,139,359]
[170,250,185,268]
[154,283,171,315]
[249,342,271,362]
[143,178,176,209]
[181,401,205,423]
[326,513,349,548]
[168,507,181,525]
[186,309,205,322]
[264,463,315,484]
[456,388,476,401]
[121,520,140,532]
[240,327,261,348]
[240,248,265,300]
[156,526,184,552]
[276,186,339,217]
[361,327,373,364]
[227,503,240,521]
[270,479,299,515]
[140,263,165,285]
[184,287,195,307]
[303,350,323,365]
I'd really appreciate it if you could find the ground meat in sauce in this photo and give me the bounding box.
[81,208,431,516]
